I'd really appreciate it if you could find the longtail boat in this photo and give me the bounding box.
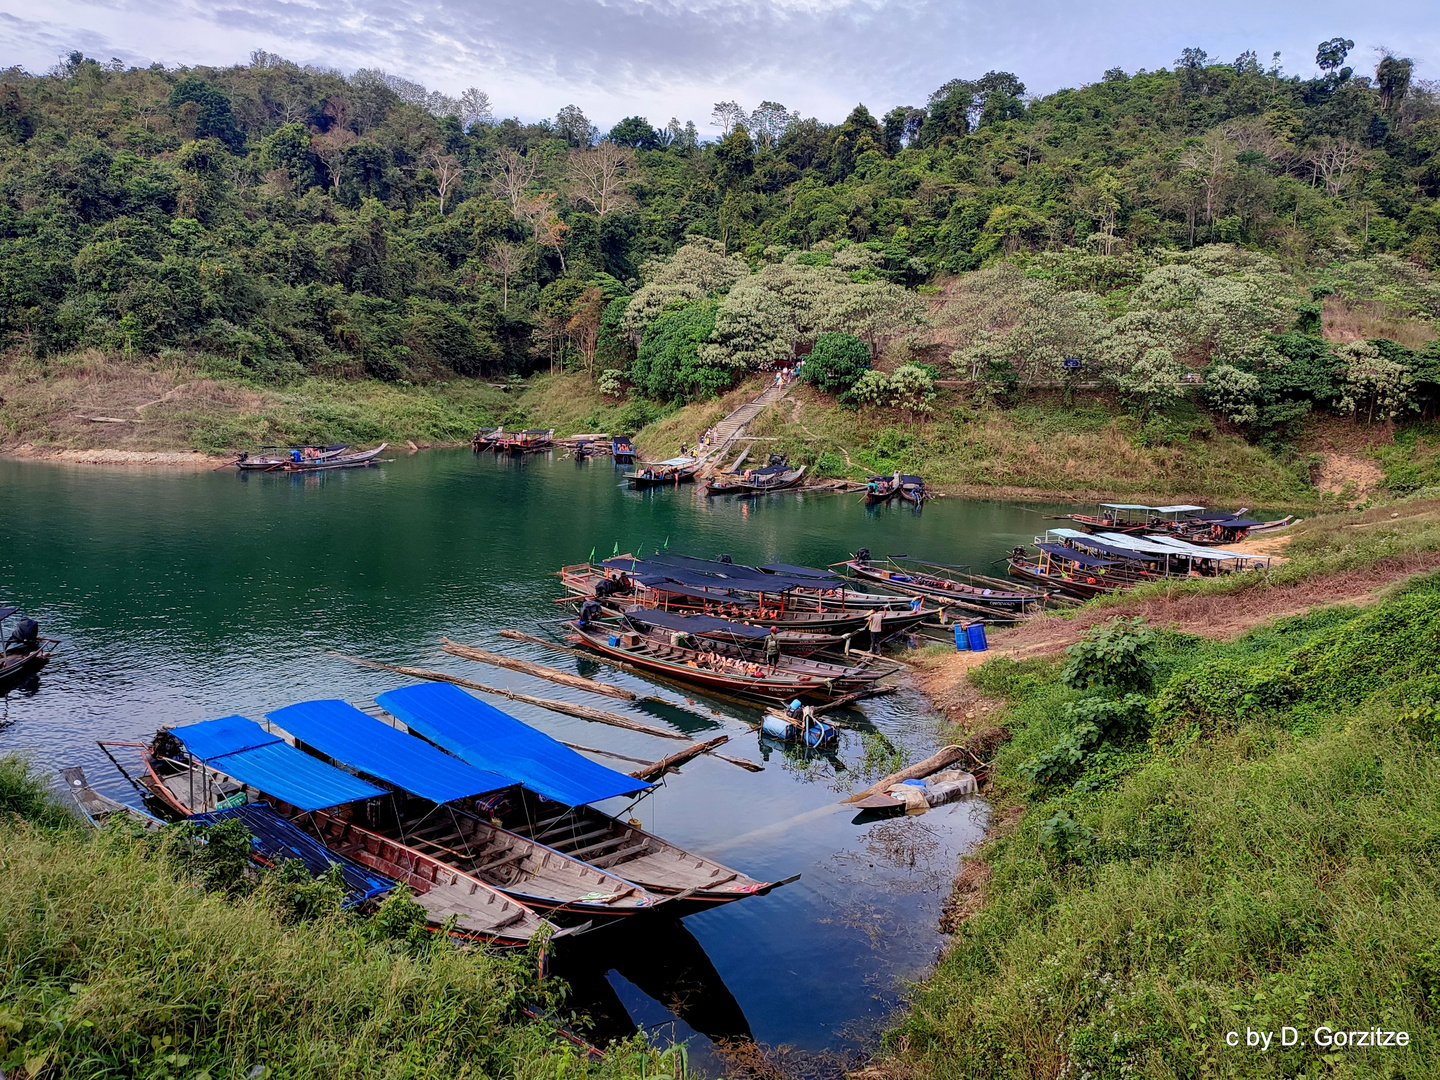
[626,458,699,488]
[607,605,846,655]
[377,683,795,913]
[842,555,1044,613]
[263,700,667,921]
[500,429,555,455]
[565,565,933,636]
[570,617,891,703]
[472,427,502,451]
[705,461,806,496]
[611,436,636,464]
[128,722,554,945]
[235,444,388,472]
[0,605,57,694]
[898,475,926,505]
[60,765,161,830]
[601,554,923,611]
[864,473,900,504]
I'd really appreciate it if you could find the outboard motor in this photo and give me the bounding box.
[718,554,732,564]
[578,599,602,625]
[856,547,871,564]
[5,617,38,655]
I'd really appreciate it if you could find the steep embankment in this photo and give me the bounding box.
[882,499,1440,1080]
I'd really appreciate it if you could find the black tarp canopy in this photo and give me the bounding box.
[608,557,816,593]
[759,563,845,583]
[623,607,771,639]
[1035,543,1121,568]
[635,577,762,606]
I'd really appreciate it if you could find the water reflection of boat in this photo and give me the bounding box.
[551,918,753,1049]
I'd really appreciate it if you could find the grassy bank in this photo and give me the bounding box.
[633,382,1321,505]
[0,348,1406,511]
[881,563,1440,1079]
[0,350,513,454]
[0,762,684,1079]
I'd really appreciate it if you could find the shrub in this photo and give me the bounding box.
[631,298,734,401]
[1061,617,1158,694]
[802,332,871,395]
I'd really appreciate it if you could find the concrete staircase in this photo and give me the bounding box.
[696,383,788,475]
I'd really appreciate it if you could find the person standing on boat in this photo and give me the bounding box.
[765,627,781,670]
[867,608,885,645]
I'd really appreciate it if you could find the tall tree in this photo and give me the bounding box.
[568,142,635,216]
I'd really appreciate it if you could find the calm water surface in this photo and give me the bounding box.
[0,450,1076,1076]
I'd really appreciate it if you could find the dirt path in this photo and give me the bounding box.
[911,546,1440,726]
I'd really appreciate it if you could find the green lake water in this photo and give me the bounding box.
[0,449,1079,1076]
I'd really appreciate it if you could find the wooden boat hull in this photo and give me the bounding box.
[1006,557,1130,599]
[570,624,882,703]
[864,488,898,504]
[497,790,792,914]
[136,748,647,938]
[237,445,387,472]
[627,470,697,488]
[844,561,1041,610]
[705,466,805,496]
[0,646,52,693]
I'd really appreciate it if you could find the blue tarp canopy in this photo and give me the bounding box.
[169,715,385,812]
[376,683,654,807]
[267,700,513,805]
[190,803,393,906]
[1035,543,1120,569]
[623,606,770,639]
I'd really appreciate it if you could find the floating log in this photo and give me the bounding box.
[328,652,688,740]
[631,735,731,781]
[499,629,646,674]
[843,745,967,804]
[441,637,636,700]
[814,685,897,714]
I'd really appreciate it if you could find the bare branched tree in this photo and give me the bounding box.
[484,148,537,214]
[422,146,466,213]
[567,142,635,216]
[1305,138,1365,196]
[1179,130,1236,223]
[711,100,747,137]
[484,241,528,313]
[311,105,356,196]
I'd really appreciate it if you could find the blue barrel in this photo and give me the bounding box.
[954,623,970,651]
[608,634,620,647]
[761,713,794,740]
[967,622,988,652]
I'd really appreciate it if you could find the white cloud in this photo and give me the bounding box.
[0,0,1435,130]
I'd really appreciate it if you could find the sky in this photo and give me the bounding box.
[1,0,1436,132]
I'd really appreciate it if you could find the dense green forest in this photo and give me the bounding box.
[0,40,1437,444]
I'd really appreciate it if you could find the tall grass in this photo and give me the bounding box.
[0,768,687,1079]
[890,584,1440,1078]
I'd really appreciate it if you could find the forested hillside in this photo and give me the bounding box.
[0,41,1437,460]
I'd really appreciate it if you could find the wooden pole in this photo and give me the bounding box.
[327,652,689,740]
[440,637,636,700]
[630,735,730,781]
[843,745,967,804]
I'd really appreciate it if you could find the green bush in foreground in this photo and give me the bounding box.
[894,576,1440,1079]
[0,772,686,1079]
